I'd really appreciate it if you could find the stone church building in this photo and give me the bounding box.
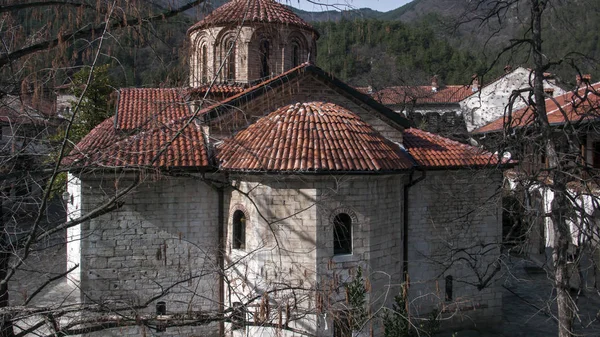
[66,0,507,336]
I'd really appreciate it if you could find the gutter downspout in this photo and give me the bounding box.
[217,186,225,336]
[403,168,426,284]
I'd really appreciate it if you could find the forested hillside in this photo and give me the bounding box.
[314,19,488,87]
[5,0,599,92]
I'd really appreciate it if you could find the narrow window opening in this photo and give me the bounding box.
[333,213,352,255]
[445,275,453,301]
[224,40,236,82]
[292,42,300,68]
[260,39,270,78]
[201,45,208,83]
[233,210,246,249]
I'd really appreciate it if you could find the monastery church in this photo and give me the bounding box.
[66,0,507,336]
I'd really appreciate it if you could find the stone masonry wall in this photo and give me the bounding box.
[189,25,315,87]
[314,175,406,337]
[78,174,220,337]
[224,177,319,337]
[223,175,407,337]
[407,170,503,327]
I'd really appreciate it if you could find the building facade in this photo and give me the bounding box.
[65,1,507,336]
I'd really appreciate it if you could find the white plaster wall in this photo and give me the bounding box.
[406,170,504,326]
[66,173,82,286]
[460,67,567,131]
[79,175,220,337]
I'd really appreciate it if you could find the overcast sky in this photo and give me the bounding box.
[286,0,413,12]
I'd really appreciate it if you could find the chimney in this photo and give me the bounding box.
[431,75,439,92]
[471,74,479,92]
[544,87,555,96]
[504,65,513,74]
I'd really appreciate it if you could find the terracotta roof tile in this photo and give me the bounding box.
[404,128,499,168]
[188,0,317,36]
[217,102,413,172]
[473,82,600,134]
[67,118,210,169]
[115,88,190,131]
[188,84,248,96]
[372,85,473,105]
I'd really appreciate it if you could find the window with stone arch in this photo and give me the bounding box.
[259,38,270,78]
[288,35,306,68]
[232,209,247,250]
[222,37,236,82]
[332,211,355,255]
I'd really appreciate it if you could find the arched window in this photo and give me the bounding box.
[291,42,300,68]
[201,44,208,82]
[259,39,270,78]
[333,213,352,255]
[223,39,236,82]
[232,210,246,249]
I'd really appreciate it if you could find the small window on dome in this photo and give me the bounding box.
[223,39,236,82]
[201,45,208,82]
[260,39,270,79]
[292,42,300,68]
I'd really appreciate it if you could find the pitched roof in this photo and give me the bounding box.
[66,89,211,170]
[0,94,57,125]
[115,88,190,131]
[67,117,210,169]
[199,63,412,129]
[189,84,248,97]
[372,85,473,105]
[473,83,600,134]
[69,64,499,172]
[188,0,318,37]
[404,128,500,168]
[217,102,413,172]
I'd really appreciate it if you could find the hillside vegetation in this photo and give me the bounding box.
[5,0,600,92]
[314,18,488,87]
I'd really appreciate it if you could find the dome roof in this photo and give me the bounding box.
[217,102,413,172]
[188,0,318,36]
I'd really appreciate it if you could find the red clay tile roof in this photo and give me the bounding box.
[0,95,57,124]
[372,85,473,105]
[67,118,210,169]
[473,83,600,134]
[115,88,190,131]
[217,102,414,172]
[188,0,318,36]
[188,84,248,96]
[198,63,412,129]
[67,87,211,169]
[404,128,499,168]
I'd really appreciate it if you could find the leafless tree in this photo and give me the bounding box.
[458,1,600,336]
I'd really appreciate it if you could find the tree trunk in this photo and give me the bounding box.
[529,0,574,335]
[552,181,574,337]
